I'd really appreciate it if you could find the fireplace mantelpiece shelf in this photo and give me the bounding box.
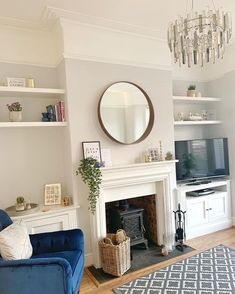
[91,160,178,268]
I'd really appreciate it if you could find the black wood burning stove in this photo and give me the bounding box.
[109,206,148,249]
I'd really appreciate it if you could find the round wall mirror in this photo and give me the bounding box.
[98,82,154,144]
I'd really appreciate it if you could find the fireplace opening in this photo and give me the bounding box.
[106,194,158,249]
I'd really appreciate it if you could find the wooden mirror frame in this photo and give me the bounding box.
[98,81,154,145]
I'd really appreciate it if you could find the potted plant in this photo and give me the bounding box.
[16,196,25,211]
[7,102,23,122]
[76,157,102,214]
[187,85,197,97]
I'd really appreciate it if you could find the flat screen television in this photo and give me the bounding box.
[175,138,230,182]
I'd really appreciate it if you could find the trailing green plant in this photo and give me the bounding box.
[76,157,102,214]
[188,85,196,90]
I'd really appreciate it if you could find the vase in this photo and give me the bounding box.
[9,111,22,122]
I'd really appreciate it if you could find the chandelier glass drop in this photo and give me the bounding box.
[167,0,232,67]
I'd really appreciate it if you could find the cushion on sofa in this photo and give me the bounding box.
[0,221,32,260]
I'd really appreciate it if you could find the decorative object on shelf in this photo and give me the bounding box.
[159,140,163,161]
[207,109,217,120]
[165,152,173,161]
[44,183,61,205]
[7,102,23,122]
[101,148,112,167]
[76,157,102,214]
[167,0,232,67]
[6,203,39,216]
[7,77,26,87]
[62,196,71,207]
[188,112,203,121]
[146,148,159,162]
[187,85,197,97]
[177,112,184,121]
[15,197,25,211]
[201,110,208,120]
[82,141,102,164]
[43,101,65,122]
[26,78,35,88]
[26,202,32,210]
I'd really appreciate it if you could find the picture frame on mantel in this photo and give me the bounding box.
[82,141,102,163]
[44,183,62,205]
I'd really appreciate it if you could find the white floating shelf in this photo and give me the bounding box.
[0,86,65,97]
[173,96,221,103]
[174,120,221,126]
[0,122,68,128]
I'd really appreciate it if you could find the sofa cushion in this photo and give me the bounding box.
[32,250,83,275]
[0,221,32,260]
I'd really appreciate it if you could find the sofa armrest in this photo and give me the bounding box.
[0,258,73,294]
[30,229,84,255]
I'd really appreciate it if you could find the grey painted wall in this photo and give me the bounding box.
[64,58,175,255]
[0,62,69,209]
[206,72,235,216]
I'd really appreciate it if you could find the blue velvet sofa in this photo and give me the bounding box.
[0,209,84,294]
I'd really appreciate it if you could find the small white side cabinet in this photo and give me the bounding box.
[176,180,232,239]
[12,206,79,234]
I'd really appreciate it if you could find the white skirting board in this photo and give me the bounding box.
[85,253,93,267]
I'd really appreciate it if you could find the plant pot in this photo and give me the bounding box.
[9,111,22,122]
[187,90,197,97]
[15,203,25,211]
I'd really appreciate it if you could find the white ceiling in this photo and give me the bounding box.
[0,0,235,34]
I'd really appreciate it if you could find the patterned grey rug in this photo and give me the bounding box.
[113,245,235,294]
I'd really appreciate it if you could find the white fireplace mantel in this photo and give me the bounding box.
[90,160,177,268]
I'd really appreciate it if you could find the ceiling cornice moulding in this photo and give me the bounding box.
[44,6,166,41]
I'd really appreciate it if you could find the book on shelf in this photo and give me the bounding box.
[45,101,65,122]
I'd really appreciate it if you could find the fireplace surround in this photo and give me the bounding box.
[90,160,177,268]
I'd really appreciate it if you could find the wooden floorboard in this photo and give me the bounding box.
[79,227,235,294]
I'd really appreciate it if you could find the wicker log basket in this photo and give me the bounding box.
[99,229,131,276]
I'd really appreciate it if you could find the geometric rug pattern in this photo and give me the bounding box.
[113,245,235,294]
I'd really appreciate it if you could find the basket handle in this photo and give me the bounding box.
[103,237,113,245]
[116,229,127,238]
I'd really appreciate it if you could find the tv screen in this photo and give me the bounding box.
[175,138,230,182]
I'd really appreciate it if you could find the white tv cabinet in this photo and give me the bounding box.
[175,179,232,239]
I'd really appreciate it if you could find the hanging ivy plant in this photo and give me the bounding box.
[76,157,102,214]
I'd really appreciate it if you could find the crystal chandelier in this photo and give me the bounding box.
[167,0,232,67]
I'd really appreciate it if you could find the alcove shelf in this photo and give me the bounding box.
[0,86,65,97]
[0,86,66,127]
[174,120,222,126]
[173,96,221,103]
[0,122,68,128]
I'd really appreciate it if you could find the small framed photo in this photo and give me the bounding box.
[7,77,26,87]
[44,183,61,205]
[82,141,102,163]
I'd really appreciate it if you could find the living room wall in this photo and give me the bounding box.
[63,58,174,256]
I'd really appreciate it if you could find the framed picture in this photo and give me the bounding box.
[44,183,61,205]
[82,141,102,163]
[7,77,26,87]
